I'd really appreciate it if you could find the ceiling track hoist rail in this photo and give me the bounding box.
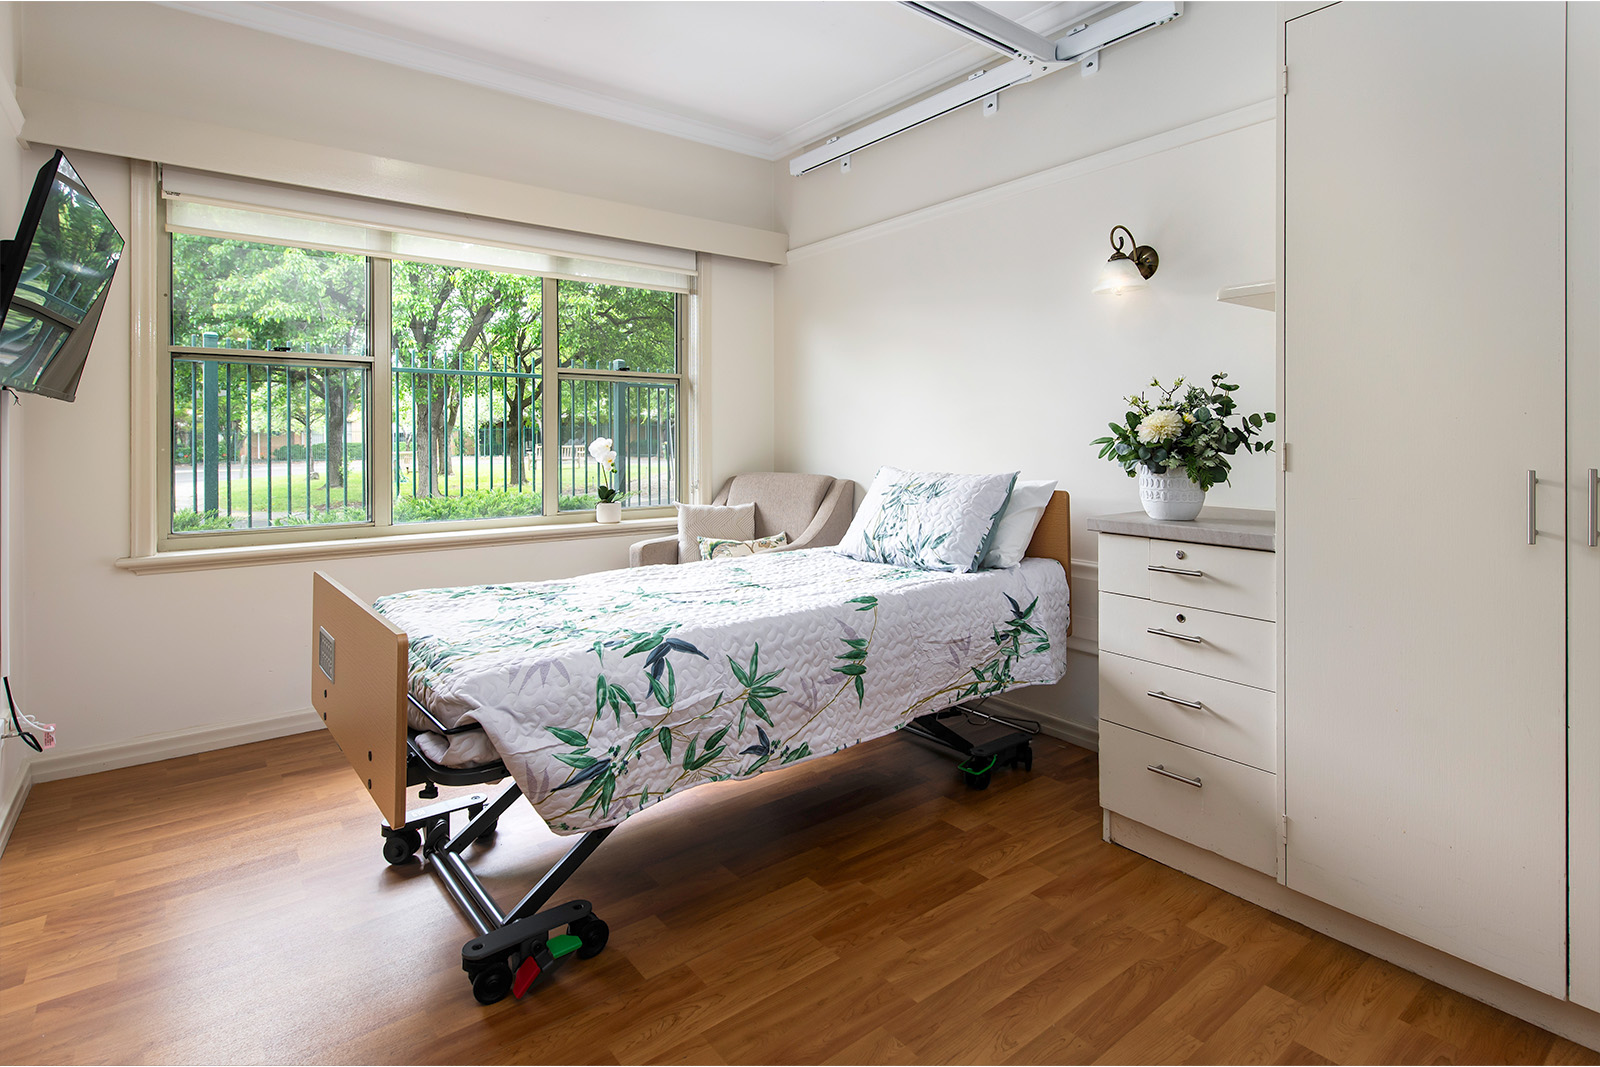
[789,1,1182,175]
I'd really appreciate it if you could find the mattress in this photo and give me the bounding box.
[375,549,1069,834]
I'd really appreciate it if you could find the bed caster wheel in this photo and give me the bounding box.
[478,819,499,837]
[570,915,609,959]
[470,964,513,1005]
[425,822,450,855]
[382,828,422,865]
[964,769,992,790]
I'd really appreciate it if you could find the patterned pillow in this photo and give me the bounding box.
[835,467,1017,572]
[697,532,790,560]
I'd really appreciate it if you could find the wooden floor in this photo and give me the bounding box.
[1,731,1595,1066]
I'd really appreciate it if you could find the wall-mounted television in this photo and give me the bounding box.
[0,150,123,402]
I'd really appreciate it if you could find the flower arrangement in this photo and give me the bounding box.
[588,437,629,504]
[1093,374,1276,491]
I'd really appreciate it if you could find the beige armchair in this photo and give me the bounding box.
[629,472,856,567]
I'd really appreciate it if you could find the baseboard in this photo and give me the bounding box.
[1105,811,1600,1052]
[0,760,32,860]
[26,708,325,785]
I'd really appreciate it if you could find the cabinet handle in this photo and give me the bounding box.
[1147,627,1202,644]
[1148,764,1203,788]
[1148,565,1205,577]
[1147,689,1204,710]
[1589,468,1598,549]
[1528,469,1538,545]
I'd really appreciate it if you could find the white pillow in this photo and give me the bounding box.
[676,501,755,563]
[835,467,1017,573]
[981,479,1058,569]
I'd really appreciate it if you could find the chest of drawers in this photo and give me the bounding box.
[1089,509,1278,876]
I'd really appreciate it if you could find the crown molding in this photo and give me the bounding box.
[161,1,1108,163]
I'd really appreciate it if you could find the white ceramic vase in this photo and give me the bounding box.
[1138,465,1206,521]
[595,501,622,524]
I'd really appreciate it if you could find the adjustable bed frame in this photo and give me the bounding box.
[310,491,1071,1005]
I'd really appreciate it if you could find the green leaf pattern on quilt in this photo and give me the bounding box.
[375,549,1066,833]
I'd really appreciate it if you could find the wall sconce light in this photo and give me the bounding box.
[1093,225,1159,295]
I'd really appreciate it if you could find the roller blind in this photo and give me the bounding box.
[160,167,698,293]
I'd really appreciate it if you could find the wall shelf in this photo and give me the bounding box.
[1217,281,1275,311]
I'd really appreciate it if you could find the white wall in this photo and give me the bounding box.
[773,2,1280,740]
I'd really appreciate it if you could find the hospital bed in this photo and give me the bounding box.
[310,491,1071,1004]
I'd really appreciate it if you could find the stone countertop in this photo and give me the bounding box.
[1087,507,1276,551]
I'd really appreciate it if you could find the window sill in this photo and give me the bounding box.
[116,516,677,575]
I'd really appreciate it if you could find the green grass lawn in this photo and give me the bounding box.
[172,455,672,529]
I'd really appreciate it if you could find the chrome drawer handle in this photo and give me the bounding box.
[1147,689,1203,710]
[1147,564,1205,577]
[1589,468,1598,549]
[1147,764,1202,788]
[1147,627,1202,644]
[1528,469,1538,545]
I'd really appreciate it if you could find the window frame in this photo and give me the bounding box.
[145,173,690,555]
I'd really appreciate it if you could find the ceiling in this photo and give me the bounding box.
[166,1,1110,160]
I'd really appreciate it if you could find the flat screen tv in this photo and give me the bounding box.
[0,150,123,402]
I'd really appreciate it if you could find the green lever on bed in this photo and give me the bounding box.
[547,934,583,960]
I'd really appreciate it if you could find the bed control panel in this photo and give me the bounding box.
[319,626,336,683]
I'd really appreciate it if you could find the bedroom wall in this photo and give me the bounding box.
[772,2,1280,743]
[4,5,779,782]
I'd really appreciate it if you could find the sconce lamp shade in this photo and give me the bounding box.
[1094,224,1159,296]
[1094,255,1149,295]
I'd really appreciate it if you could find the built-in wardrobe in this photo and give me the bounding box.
[1281,0,1598,1016]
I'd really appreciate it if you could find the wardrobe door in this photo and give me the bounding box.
[1282,2,1567,995]
[1570,0,1600,1014]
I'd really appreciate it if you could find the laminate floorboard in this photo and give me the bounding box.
[0,730,1594,1066]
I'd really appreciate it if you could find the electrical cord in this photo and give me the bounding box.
[3,676,42,752]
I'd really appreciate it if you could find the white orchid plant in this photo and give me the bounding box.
[1093,374,1275,491]
[588,437,631,505]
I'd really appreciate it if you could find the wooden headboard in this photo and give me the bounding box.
[1023,489,1073,637]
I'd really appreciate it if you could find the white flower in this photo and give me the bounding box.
[1136,409,1184,445]
[587,437,613,463]
[600,450,617,468]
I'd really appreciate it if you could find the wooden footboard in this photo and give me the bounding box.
[1024,490,1073,637]
[311,572,410,828]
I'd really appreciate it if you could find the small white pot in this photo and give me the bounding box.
[1138,465,1206,521]
[595,501,622,524]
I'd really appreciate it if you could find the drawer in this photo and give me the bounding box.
[1098,651,1276,771]
[1099,721,1278,876]
[1098,592,1276,691]
[1146,539,1275,621]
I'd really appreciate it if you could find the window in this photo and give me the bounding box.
[156,174,692,548]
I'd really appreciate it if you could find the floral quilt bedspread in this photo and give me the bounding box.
[374,549,1069,834]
